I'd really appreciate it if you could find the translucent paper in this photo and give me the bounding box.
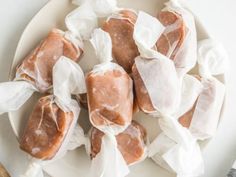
[90,133,129,177]
[0,27,83,115]
[87,29,132,177]
[20,57,86,177]
[133,11,180,115]
[0,81,36,114]
[188,39,227,140]
[66,0,118,40]
[148,37,227,176]
[162,0,198,77]
[133,10,204,177]
[149,75,205,177]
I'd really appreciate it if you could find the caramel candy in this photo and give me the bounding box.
[103,10,139,73]
[16,29,82,93]
[132,10,186,114]
[77,93,139,114]
[20,95,74,160]
[132,64,155,113]
[156,11,186,60]
[90,121,147,165]
[86,66,133,127]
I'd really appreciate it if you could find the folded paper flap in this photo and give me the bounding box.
[90,28,113,63]
[90,0,118,17]
[66,3,97,40]
[133,11,165,59]
[135,57,180,115]
[174,74,203,118]
[53,56,86,108]
[64,31,84,51]
[0,81,36,114]
[163,142,204,177]
[197,39,228,79]
[148,133,175,157]
[67,124,89,151]
[159,116,194,147]
[150,116,204,177]
[66,0,118,40]
[90,133,129,177]
[189,77,225,140]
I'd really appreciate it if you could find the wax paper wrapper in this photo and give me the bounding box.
[148,38,228,176]
[90,132,129,177]
[20,57,86,177]
[66,0,118,40]
[133,11,181,116]
[0,0,118,115]
[88,28,133,133]
[89,121,148,167]
[102,7,140,74]
[161,0,197,77]
[87,29,131,177]
[0,28,83,115]
[148,74,204,176]
[188,39,227,140]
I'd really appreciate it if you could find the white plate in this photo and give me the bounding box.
[8,0,225,177]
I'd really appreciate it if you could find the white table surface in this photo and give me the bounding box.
[0,0,235,177]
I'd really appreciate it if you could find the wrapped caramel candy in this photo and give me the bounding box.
[148,74,204,177]
[20,95,74,160]
[87,29,133,177]
[16,29,82,93]
[132,10,204,177]
[0,0,118,115]
[156,11,186,60]
[87,29,133,132]
[156,0,197,77]
[19,56,86,177]
[149,37,227,176]
[90,121,147,165]
[132,11,179,115]
[178,39,227,140]
[0,29,82,115]
[103,9,139,73]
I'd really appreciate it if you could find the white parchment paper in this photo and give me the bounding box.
[88,28,130,177]
[20,57,86,177]
[163,0,198,78]
[66,0,118,40]
[188,39,228,140]
[0,81,37,114]
[133,11,181,116]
